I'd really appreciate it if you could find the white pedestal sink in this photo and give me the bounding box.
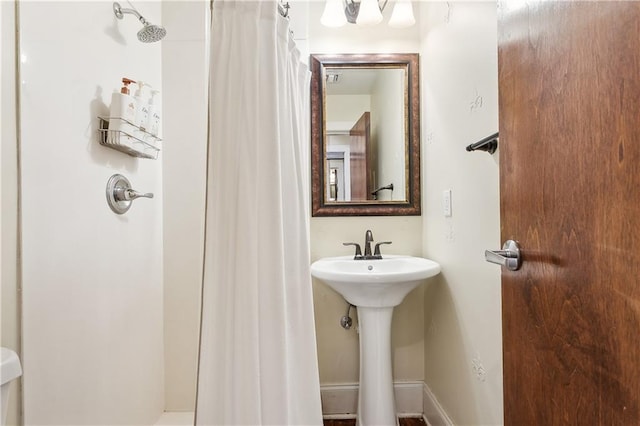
[311,255,441,426]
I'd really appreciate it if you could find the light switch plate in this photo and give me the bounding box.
[443,189,452,217]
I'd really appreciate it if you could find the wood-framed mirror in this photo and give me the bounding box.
[310,53,421,216]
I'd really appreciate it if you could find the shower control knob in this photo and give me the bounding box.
[106,174,154,215]
[116,188,154,202]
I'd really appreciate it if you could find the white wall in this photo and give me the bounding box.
[420,2,503,425]
[307,1,426,386]
[18,2,164,424]
[161,0,208,412]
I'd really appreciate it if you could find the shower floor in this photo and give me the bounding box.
[155,411,194,425]
[323,417,427,426]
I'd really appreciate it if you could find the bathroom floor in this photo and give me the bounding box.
[155,412,427,426]
[323,417,426,426]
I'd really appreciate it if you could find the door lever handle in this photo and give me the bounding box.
[485,240,522,271]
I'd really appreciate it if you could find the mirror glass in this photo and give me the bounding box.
[310,54,421,216]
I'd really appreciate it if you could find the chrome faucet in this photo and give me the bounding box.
[343,229,392,260]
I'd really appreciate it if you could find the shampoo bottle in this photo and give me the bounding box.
[145,89,161,137]
[108,77,137,132]
[133,81,149,131]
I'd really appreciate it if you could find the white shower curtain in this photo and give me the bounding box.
[195,1,323,425]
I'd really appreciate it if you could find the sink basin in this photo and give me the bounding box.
[310,255,441,307]
[311,255,440,426]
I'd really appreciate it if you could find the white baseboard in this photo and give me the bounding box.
[320,383,359,417]
[320,382,424,418]
[422,383,454,426]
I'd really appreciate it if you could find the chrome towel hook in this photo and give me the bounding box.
[466,132,499,154]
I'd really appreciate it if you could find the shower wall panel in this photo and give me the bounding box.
[18,2,164,424]
[161,0,208,412]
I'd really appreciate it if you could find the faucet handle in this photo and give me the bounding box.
[373,241,392,257]
[343,242,363,259]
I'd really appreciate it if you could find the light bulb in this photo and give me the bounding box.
[388,0,415,28]
[356,0,383,26]
[321,0,347,27]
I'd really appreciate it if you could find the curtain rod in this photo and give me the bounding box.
[210,0,290,17]
[278,1,290,18]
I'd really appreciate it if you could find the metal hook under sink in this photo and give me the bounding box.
[340,302,356,330]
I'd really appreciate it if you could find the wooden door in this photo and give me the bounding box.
[349,112,371,201]
[498,1,640,424]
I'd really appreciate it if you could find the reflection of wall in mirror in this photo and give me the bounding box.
[371,70,405,201]
[326,95,370,124]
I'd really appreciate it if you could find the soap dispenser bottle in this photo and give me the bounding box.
[145,89,161,138]
[133,80,149,131]
[108,77,137,132]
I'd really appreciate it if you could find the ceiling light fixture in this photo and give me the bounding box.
[320,0,415,28]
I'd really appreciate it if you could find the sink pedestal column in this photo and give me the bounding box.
[356,306,398,426]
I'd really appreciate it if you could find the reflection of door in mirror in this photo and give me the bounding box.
[325,68,405,202]
[349,112,371,201]
[326,145,351,201]
[328,165,339,201]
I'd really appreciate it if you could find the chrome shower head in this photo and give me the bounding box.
[137,23,167,43]
[113,2,166,43]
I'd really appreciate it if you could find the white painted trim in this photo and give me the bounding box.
[395,382,425,417]
[320,382,424,418]
[320,383,359,417]
[423,382,454,426]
